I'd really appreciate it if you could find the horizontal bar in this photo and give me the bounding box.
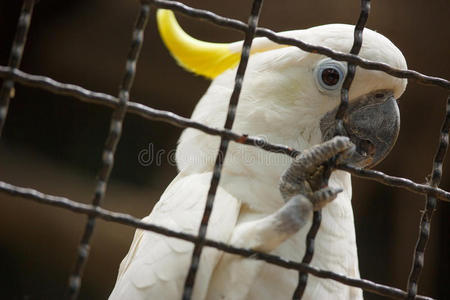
[0,65,449,204]
[0,65,298,155]
[0,180,434,300]
[340,165,450,202]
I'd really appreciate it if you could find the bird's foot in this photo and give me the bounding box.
[274,136,354,234]
[279,136,355,202]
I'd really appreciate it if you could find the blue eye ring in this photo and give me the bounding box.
[314,59,347,93]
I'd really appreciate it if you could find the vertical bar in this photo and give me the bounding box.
[0,0,35,136]
[181,1,264,299]
[292,211,322,299]
[293,1,371,299]
[65,3,151,299]
[406,96,450,299]
[335,0,371,134]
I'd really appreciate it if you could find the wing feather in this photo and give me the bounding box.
[109,171,241,300]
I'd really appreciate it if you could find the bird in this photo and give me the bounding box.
[109,9,407,300]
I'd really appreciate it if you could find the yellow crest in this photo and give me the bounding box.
[156,9,241,79]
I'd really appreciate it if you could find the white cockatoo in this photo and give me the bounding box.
[110,9,407,300]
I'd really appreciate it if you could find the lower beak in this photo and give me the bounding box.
[320,90,400,168]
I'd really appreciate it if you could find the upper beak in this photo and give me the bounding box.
[320,90,400,168]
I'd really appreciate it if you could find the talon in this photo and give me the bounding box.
[335,141,357,165]
[311,187,343,210]
[327,136,354,156]
[294,136,354,173]
[335,136,350,149]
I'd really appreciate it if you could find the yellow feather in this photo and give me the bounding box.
[156,9,240,79]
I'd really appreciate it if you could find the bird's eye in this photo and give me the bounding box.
[315,59,347,93]
[321,68,341,86]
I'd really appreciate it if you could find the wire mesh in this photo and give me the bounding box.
[0,0,449,299]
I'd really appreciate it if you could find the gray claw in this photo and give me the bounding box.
[335,141,357,165]
[275,186,343,235]
[311,187,343,210]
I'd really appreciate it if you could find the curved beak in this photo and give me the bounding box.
[320,90,400,168]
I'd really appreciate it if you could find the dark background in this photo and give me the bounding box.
[0,0,449,299]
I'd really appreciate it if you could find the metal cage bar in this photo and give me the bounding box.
[0,0,34,136]
[66,3,151,299]
[181,1,264,299]
[293,1,371,298]
[0,1,449,299]
[406,96,450,298]
[293,210,323,299]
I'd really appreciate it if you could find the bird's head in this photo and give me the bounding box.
[157,10,407,169]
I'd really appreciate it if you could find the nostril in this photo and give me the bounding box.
[358,139,376,157]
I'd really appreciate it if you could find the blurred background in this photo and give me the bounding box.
[0,0,449,299]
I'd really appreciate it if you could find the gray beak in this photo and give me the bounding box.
[320,90,400,168]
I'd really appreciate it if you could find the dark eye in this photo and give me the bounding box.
[315,59,346,92]
[321,68,341,86]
